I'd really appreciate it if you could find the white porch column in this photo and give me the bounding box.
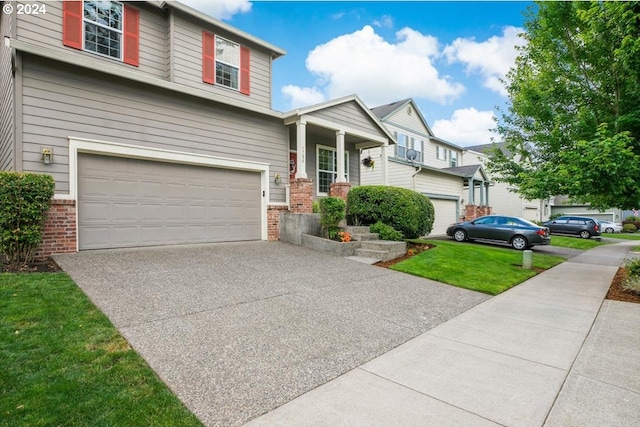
[335,130,346,183]
[381,142,389,185]
[485,183,490,206]
[295,120,308,179]
[480,180,485,206]
[468,178,475,204]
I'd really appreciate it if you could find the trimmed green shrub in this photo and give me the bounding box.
[0,172,55,265]
[622,220,640,230]
[318,196,345,240]
[622,223,637,233]
[312,200,320,214]
[347,186,434,239]
[370,221,403,241]
[626,258,640,278]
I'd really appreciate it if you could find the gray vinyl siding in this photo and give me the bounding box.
[0,3,13,170]
[20,55,288,201]
[312,101,382,136]
[385,107,431,136]
[15,1,168,80]
[171,12,272,110]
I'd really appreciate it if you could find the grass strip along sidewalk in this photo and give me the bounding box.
[0,273,202,427]
[391,240,565,295]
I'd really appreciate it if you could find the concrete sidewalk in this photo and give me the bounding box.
[245,241,640,427]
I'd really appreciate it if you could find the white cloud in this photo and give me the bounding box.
[443,26,525,97]
[179,0,251,20]
[281,85,326,110]
[373,15,393,29]
[431,108,499,147]
[289,25,463,108]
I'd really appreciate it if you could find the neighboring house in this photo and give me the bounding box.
[0,0,393,255]
[361,99,492,234]
[464,143,551,222]
[550,196,624,223]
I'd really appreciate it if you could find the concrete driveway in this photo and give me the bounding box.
[55,241,489,426]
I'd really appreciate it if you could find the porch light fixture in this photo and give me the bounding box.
[41,147,53,165]
[274,173,282,185]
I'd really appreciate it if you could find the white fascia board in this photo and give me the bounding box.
[10,39,283,119]
[163,1,286,58]
[302,115,388,145]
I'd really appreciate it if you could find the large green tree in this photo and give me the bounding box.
[488,1,640,210]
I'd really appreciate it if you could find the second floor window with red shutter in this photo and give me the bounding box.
[83,1,123,60]
[215,36,240,90]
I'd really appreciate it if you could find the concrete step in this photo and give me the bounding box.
[351,233,379,241]
[354,249,388,261]
[359,240,407,262]
[343,226,372,234]
[345,256,380,265]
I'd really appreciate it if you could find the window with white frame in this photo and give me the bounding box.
[413,139,423,163]
[395,133,407,158]
[83,1,123,60]
[317,146,349,195]
[436,146,447,161]
[216,36,240,90]
[449,150,458,167]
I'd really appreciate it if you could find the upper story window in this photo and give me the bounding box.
[215,37,240,89]
[63,0,139,66]
[395,133,407,158]
[450,151,458,167]
[203,32,251,95]
[413,139,423,163]
[436,146,447,161]
[83,1,123,60]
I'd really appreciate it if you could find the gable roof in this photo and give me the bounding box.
[371,98,463,150]
[442,164,490,181]
[466,142,511,157]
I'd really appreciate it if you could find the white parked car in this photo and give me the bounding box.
[600,220,623,233]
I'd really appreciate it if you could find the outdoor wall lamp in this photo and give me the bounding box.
[41,147,53,165]
[274,173,282,185]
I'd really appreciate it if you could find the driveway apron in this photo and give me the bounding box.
[55,241,489,426]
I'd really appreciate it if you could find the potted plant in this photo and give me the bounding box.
[362,156,375,170]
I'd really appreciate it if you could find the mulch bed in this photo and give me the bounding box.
[1,257,62,273]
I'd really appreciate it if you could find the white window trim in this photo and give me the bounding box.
[82,0,124,62]
[395,133,407,159]
[215,35,240,92]
[60,137,271,245]
[316,144,349,196]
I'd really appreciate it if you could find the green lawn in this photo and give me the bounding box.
[0,273,202,427]
[391,240,565,295]
[550,235,609,249]
[602,232,640,241]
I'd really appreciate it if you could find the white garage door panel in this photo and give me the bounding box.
[430,199,458,235]
[78,154,262,250]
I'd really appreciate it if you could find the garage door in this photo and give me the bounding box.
[430,199,458,235]
[78,154,262,250]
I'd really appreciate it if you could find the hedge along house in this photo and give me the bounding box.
[0,1,395,256]
[361,99,492,235]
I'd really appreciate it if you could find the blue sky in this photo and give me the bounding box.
[181,1,533,147]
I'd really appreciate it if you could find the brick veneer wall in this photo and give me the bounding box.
[267,205,289,241]
[34,199,77,260]
[329,182,351,201]
[465,205,493,221]
[289,178,313,213]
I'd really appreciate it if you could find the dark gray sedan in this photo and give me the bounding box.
[446,215,551,250]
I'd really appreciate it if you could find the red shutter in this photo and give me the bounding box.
[202,31,215,84]
[62,1,83,50]
[123,4,140,66]
[240,46,250,95]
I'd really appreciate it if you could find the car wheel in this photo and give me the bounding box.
[453,229,467,242]
[580,230,591,239]
[606,227,613,233]
[511,235,528,250]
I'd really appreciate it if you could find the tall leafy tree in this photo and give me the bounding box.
[488,1,640,210]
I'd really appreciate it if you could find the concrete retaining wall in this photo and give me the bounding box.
[301,234,360,257]
[279,212,321,246]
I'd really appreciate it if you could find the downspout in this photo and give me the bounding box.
[411,165,423,191]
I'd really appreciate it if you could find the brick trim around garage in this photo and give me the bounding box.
[35,199,77,260]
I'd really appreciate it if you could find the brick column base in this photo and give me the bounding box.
[289,178,313,213]
[465,205,492,221]
[329,182,351,201]
[35,199,77,260]
[267,205,289,241]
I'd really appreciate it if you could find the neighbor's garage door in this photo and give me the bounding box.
[78,153,261,250]
[430,199,458,235]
